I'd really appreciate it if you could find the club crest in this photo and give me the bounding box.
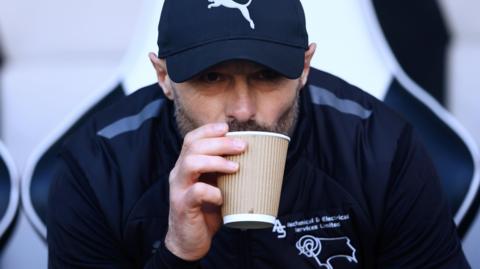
[296,235,358,269]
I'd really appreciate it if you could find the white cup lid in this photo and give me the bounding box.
[226,131,290,141]
[223,214,276,229]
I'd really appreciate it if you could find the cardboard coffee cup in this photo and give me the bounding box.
[218,131,290,229]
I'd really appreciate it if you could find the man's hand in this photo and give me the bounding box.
[165,123,247,261]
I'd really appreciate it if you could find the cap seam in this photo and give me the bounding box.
[158,36,307,57]
[293,0,308,42]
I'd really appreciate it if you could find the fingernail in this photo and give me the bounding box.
[228,161,239,170]
[215,123,227,132]
[233,139,246,150]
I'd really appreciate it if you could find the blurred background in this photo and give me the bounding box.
[0,0,479,268]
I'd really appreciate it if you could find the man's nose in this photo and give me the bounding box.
[226,81,256,122]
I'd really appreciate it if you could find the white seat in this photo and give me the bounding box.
[0,141,19,239]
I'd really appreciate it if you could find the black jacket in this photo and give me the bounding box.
[47,69,470,268]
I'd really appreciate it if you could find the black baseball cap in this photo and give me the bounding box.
[157,0,309,83]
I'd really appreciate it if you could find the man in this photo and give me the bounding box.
[47,0,471,268]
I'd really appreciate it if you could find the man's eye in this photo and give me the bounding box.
[200,72,222,83]
[256,69,281,80]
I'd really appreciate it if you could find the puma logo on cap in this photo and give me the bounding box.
[208,0,255,29]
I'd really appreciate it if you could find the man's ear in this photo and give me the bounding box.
[149,52,174,100]
[299,43,317,87]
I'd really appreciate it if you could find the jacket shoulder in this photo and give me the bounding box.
[57,84,172,231]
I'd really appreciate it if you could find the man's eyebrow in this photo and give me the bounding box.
[195,61,271,76]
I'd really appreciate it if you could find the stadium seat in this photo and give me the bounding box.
[361,0,479,236]
[0,141,19,240]
[20,0,162,239]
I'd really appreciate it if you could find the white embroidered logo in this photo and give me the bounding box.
[207,0,255,29]
[296,235,358,269]
[272,219,287,238]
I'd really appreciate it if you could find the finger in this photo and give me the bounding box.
[187,137,247,156]
[184,182,223,208]
[183,123,229,149]
[179,155,238,182]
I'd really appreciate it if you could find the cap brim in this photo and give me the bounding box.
[166,39,305,83]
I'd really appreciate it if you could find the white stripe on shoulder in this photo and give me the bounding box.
[97,99,165,139]
[309,85,372,119]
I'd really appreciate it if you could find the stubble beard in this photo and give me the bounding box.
[172,87,301,138]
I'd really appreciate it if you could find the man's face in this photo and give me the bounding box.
[150,44,316,137]
[168,60,303,137]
